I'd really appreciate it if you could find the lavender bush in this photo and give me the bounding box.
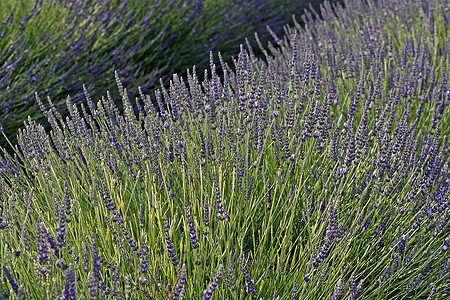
[0,0,322,147]
[0,0,449,298]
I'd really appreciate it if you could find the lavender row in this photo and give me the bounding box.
[0,0,318,147]
[0,0,449,298]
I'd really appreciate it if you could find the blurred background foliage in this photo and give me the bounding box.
[0,0,343,148]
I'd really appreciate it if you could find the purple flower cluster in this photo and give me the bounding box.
[184,201,199,249]
[311,203,341,268]
[203,195,210,235]
[201,265,223,300]
[164,216,179,266]
[348,272,364,300]
[61,267,77,300]
[0,217,7,230]
[225,255,237,291]
[170,263,187,300]
[36,219,50,267]
[56,192,67,248]
[291,279,299,300]
[89,233,101,284]
[328,278,346,300]
[239,254,255,294]
[2,266,19,295]
[139,234,149,274]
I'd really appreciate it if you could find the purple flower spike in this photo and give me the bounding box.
[203,195,210,234]
[225,255,237,291]
[37,219,49,266]
[397,235,407,254]
[329,278,346,300]
[239,254,255,294]
[213,173,228,221]
[170,263,187,300]
[61,267,77,300]
[201,265,223,300]
[139,204,145,229]
[3,267,19,295]
[89,233,101,283]
[0,217,7,229]
[87,272,97,300]
[291,279,299,299]
[164,216,179,266]
[184,201,199,249]
[56,193,67,248]
[348,272,364,300]
[443,237,450,252]
[139,234,149,274]
[267,188,273,211]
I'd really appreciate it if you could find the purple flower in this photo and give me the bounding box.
[89,233,101,282]
[118,222,139,252]
[203,195,210,235]
[225,255,237,291]
[171,263,187,300]
[139,204,145,229]
[239,254,255,294]
[397,235,407,254]
[291,279,298,300]
[427,282,436,300]
[139,234,149,274]
[201,265,223,300]
[444,237,450,247]
[37,219,49,266]
[86,272,98,300]
[61,267,77,300]
[329,278,346,300]
[0,217,7,229]
[358,212,372,239]
[376,208,393,235]
[3,267,19,294]
[164,216,179,266]
[47,232,60,258]
[184,201,199,249]
[213,173,228,221]
[56,258,69,270]
[21,225,30,251]
[266,187,274,211]
[349,274,364,300]
[13,248,21,257]
[56,198,66,248]
[110,265,121,299]
[312,204,339,268]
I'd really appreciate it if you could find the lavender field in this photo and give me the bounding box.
[0,0,449,299]
[0,0,316,147]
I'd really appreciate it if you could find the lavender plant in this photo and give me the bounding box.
[0,0,449,298]
[0,0,321,148]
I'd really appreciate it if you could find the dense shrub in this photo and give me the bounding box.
[0,0,325,147]
[0,0,449,298]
